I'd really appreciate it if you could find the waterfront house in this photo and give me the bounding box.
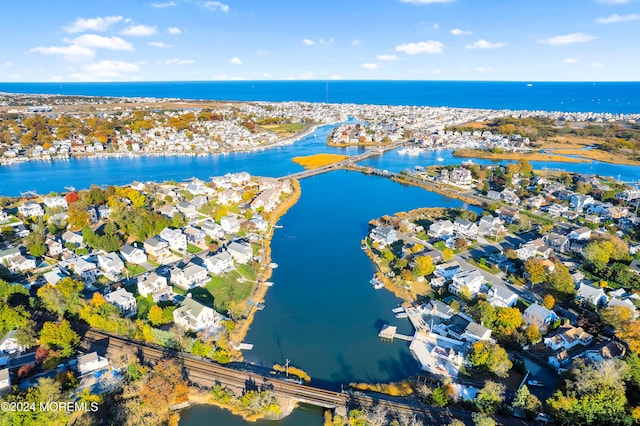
[548,350,572,372]
[434,261,461,280]
[77,352,109,376]
[104,288,137,317]
[423,300,455,320]
[409,333,465,377]
[18,201,44,217]
[137,272,172,302]
[370,225,398,247]
[523,303,558,332]
[567,227,592,241]
[0,368,10,393]
[487,284,518,308]
[577,283,608,307]
[43,196,68,209]
[250,217,269,232]
[97,252,124,280]
[227,241,253,264]
[170,263,208,290]
[173,294,224,333]
[428,220,454,238]
[220,215,241,234]
[143,237,170,260]
[119,244,147,264]
[201,219,225,239]
[0,210,9,224]
[449,269,485,298]
[0,330,24,355]
[204,250,235,275]
[453,218,478,240]
[449,167,472,185]
[159,227,187,252]
[184,226,206,246]
[544,326,593,351]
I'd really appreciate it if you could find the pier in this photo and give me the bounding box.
[378,324,414,342]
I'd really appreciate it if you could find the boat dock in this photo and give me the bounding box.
[378,324,414,342]
[233,343,254,351]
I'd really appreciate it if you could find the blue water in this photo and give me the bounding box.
[180,403,323,426]
[1,81,639,113]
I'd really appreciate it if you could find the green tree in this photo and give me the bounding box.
[477,301,496,328]
[0,305,30,334]
[476,380,506,414]
[39,320,80,357]
[512,385,541,417]
[548,260,575,296]
[472,413,496,426]
[24,231,46,257]
[468,341,513,378]
[430,386,451,408]
[36,277,84,318]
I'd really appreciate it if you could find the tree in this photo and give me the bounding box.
[477,301,496,327]
[24,231,46,257]
[524,258,547,285]
[430,386,451,408]
[37,278,84,318]
[472,413,496,426]
[468,341,513,378]
[601,305,634,328]
[547,260,575,296]
[494,307,523,333]
[526,324,542,344]
[147,305,164,326]
[412,255,435,277]
[67,200,90,229]
[0,305,30,334]
[39,320,80,357]
[442,247,454,262]
[618,320,640,353]
[454,238,468,251]
[542,294,555,310]
[476,380,506,414]
[512,385,541,417]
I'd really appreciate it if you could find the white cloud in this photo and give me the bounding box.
[450,28,471,36]
[377,54,400,61]
[395,40,444,54]
[352,40,361,46]
[64,16,123,33]
[319,38,334,45]
[159,58,195,65]
[465,39,506,49]
[596,13,639,23]
[399,0,454,4]
[564,58,579,63]
[298,72,315,79]
[230,57,242,65]
[152,1,176,7]
[361,63,379,69]
[204,1,229,12]
[149,41,173,48]
[476,66,493,72]
[71,60,140,80]
[597,0,631,4]
[121,25,157,36]
[29,44,95,61]
[168,27,182,34]
[1,61,13,68]
[539,32,596,45]
[302,39,315,46]
[67,34,134,51]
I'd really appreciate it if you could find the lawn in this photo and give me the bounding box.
[126,263,146,276]
[187,243,203,254]
[261,123,307,134]
[200,268,255,313]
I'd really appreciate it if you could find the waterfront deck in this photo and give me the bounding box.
[378,324,414,342]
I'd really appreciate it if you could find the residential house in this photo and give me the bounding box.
[143,237,170,260]
[584,340,626,363]
[97,252,124,279]
[603,206,628,220]
[423,250,443,264]
[68,257,98,283]
[42,267,67,285]
[7,255,36,273]
[544,326,593,351]
[544,233,570,253]
[487,285,518,308]
[250,217,269,232]
[137,272,172,302]
[434,262,461,280]
[77,352,109,375]
[0,368,10,393]
[369,225,398,247]
[176,201,198,219]
[201,220,224,239]
[159,228,187,252]
[567,227,592,241]
[570,194,594,212]
[486,190,501,201]
[547,204,569,217]
[159,204,178,218]
[428,220,454,238]
[430,276,446,289]
[516,239,552,260]
[617,189,640,203]
[0,247,20,264]
[173,294,224,332]
[548,350,572,372]
[463,322,492,342]
[422,300,455,320]
[0,210,9,224]
[251,189,281,212]
[18,201,44,217]
[170,263,209,290]
[204,250,235,275]
[43,196,68,209]
[61,230,83,246]
[523,303,558,332]
[218,189,241,205]
[45,238,63,257]
[526,195,546,209]
[500,189,520,205]
[577,283,608,307]
[119,244,147,264]
[449,269,485,298]
[104,288,137,317]
[183,226,206,246]
[0,330,24,355]
[449,167,472,185]
[477,215,505,238]
[97,205,112,219]
[220,215,241,234]
[496,207,520,224]
[453,218,478,240]
[227,241,253,264]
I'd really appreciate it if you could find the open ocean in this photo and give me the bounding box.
[1,81,639,114]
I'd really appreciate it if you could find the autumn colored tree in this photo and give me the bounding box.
[17,363,35,379]
[67,200,90,230]
[512,385,541,417]
[494,307,523,334]
[526,325,542,344]
[147,305,164,326]
[37,277,84,318]
[468,341,513,378]
[476,380,506,414]
[412,255,435,277]
[35,346,50,364]
[442,247,454,262]
[542,294,555,310]
[39,320,80,357]
[524,258,546,285]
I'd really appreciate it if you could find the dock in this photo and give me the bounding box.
[233,343,254,351]
[378,324,414,342]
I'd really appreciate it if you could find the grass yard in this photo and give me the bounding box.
[261,123,307,134]
[187,243,203,254]
[126,263,146,276]
[200,266,256,312]
[292,153,349,169]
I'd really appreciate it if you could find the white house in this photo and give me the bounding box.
[487,285,518,308]
[463,322,492,342]
[69,257,98,283]
[97,252,124,279]
[159,227,187,252]
[544,326,593,351]
[201,220,224,239]
[523,303,558,332]
[449,269,485,298]
[18,201,44,217]
[204,250,235,275]
[176,201,198,219]
[104,288,137,317]
[119,244,147,264]
[77,352,109,375]
[0,330,24,355]
[227,241,253,264]
[173,294,225,332]
[137,272,172,302]
[577,283,608,307]
[170,263,209,290]
[42,267,67,285]
[220,215,241,234]
[428,220,454,238]
[218,189,242,205]
[143,237,170,260]
[477,216,505,238]
[434,262,462,280]
[45,238,63,257]
[0,368,10,393]
[567,227,592,241]
[43,196,68,209]
[7,255,37,273]
[183,226,206,246]
[370,225,398,247]
[61,230,84,246]
[250,217,269,232]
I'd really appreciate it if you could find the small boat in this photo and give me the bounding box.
[263,281,274,287]
[527,380,544,387]
[395,313,408,319]
[462,159,474,166]
[370,277,385,290]
[397,147,408,155]
[269,262,278,268]
[437,156,444,162]
[255,303,265,310]
[392,307,405,314]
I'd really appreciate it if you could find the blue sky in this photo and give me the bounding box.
[1,0,638,82]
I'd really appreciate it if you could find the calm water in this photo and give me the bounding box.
[180,403,324,426]
[2,81,640,113]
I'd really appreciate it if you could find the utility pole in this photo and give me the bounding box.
[285,359,290,377]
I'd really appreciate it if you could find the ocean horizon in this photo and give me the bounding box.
[1,80,640,114]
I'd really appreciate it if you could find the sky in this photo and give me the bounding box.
[0,0,639,82]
